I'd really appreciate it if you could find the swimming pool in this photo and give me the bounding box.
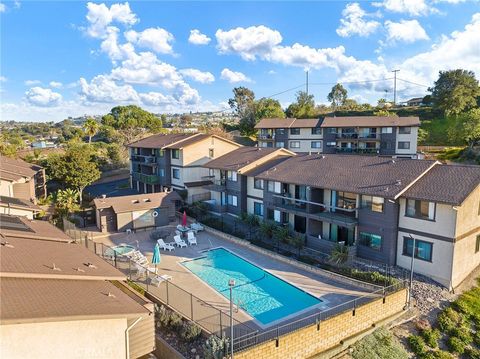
[104,244,136,257]
[182,248,321,325]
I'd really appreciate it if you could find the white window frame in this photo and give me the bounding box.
[311,141,322,149]
[289,141,300,148]
[381,127,393,134]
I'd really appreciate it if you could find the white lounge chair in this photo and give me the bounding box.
[187,231,197,246]
[174,235,187,248]
[131,251,148,265]
[147,266,158,275]
[191,223,204,233]
[157,238,175,252]
[150,274,172,287]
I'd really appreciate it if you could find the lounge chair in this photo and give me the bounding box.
[173,235,187,248]
[157,238,175,252]
[131,251,148,265]
[187,231,197,246]
[175,230,181,236]
[191,223,204,233]
[150,274,172,287]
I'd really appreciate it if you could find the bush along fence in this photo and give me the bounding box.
[182,205,405,287]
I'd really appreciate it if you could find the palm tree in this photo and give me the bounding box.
[55,188,80,217]
[83,118,100,144]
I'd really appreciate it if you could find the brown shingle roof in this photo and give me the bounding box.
[0,196,41,211]
[0,214,71,242]
[0,156,43,181]
[403,164,480,205]
[204,147,279,171]
[0,278,149,323]
[243,156,293,177]
[0,236,125,280]
[320,116,420,128]
[127,133,200,149]
[255,154,437,198]
[93,191,181,213]
[255,118,322,129]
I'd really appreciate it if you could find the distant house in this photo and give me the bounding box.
[406,97,424,107]
[0,195,41,219]
[0,214,155,359]
[0,156,47,202]
[92,191,181,232]
[31,140,56,148]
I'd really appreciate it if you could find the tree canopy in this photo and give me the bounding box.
[83,118,100,144]
[255,98,285,122]
[327,83,348,110]
[429,69,480,116]
[228,87,256,135]
[448,108,480,149]
[286,91,315,118]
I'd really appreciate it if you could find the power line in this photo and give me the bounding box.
[266,84,306,98]
[308,78,393,86]
[397,78,430,88]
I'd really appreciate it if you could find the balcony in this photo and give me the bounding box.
[273,195,308,213]
[336,133,358,139]
[335,147,378,154]
[132,172,160,185]
[203,179,226,192]
[131,155,157,164]
[358,133,379,140]
[258,133,275,140]
[308,210,358,228]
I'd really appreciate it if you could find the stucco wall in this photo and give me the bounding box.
[0,318,127,359]
[395,126,418,156]
[12,180,35,201]
[246,176,264,199]
[0,207,34,219]
[0,179,14,197]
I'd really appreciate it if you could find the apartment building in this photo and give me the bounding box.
[255,116,420,157]
[127,133,241,203]
[203,150,480,289]
[0,214,155,359]
[0,155,47,202]
[0,195,41,219]
[203,147,295,214]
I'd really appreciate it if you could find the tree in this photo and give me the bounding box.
[179,114,193,128]
[255,98,285,122]
[341,98,360,111]
[286,91,315,118]
[47,143,101,203]
[55,188,80,217]
[327,83,348,110]
[448,108,480,149]
[83,118,100,144]
[429,69,480,116]
[373,109,397,117]
[228,87,256,135]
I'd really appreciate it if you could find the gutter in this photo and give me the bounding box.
[125,316,142,359]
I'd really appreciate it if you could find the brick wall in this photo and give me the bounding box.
[235,288,407,359]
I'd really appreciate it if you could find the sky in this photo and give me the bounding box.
[1,0,479,122]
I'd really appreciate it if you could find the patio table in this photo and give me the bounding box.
[177,225,190,238]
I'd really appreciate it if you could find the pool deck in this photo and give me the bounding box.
[91,225,378,331]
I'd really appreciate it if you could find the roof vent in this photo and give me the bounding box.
[321,155,325,159]
[85,262,97,269]
[391,159,396,164]
[101,194,107,199]
[107,292,116,298]
[396,180,402,186]
[52,263,61,271]
[132,199,140,204]
[75,267,85,272]
[384,187,389,192]
[0,241,14,248]
[143,199,151,202]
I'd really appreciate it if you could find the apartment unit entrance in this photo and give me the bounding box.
[330,224,354,245]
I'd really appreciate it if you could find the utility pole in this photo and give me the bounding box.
[392,69,400,106]
[306,70,309,96]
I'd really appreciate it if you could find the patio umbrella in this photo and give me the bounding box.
[182,210,187,227]
[152,243,161,274]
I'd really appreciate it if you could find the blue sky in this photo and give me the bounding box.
[1,0,479,122]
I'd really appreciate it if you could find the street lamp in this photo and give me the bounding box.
[228,279,236,359]
[408,234,416,309]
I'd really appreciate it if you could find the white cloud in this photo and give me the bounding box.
[384,19,429,43]
[188,29,211,45]
[125,27,175,54]
[49,81,63,88]
[216,25,282,61]
[139,92,173,106]
[0,76,7,82]
[24,80,41,86]
[372,0,435,16]
[25,87,62,107]
[85,2,138,39]
[336,3,381,38]
[179,68,215,84]
[220,68,251,83]
[0,3,5,12]
[79,75,139,103]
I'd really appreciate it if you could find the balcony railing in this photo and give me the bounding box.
[335,147,378,154]
[358,133,379,139]
[336,133,358,139]
[132,172,160,185]
[131,155,157,164]
[203,179,226,192]
[258,133,275,140]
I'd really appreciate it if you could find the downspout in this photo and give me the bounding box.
[125,317,142,359]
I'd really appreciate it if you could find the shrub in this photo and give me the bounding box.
[408,335,426,356]
[446,336,465,354]
[466,347,480,359]
[203,335,229,359]
[156,305,172,327]
[437,307,463,333]
[449,326,473,345]
[425,350,454,359]
[350,327,408,359]
[169,312,183,331]
[474,330,480,346]
[180,321,202,342]
[329,244,349,264]
[421,328,441,348]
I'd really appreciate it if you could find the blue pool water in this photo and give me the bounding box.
[182,248,321,325]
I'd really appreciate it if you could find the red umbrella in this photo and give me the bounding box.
[182,210,187,227]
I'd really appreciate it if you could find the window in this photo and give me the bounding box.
[359,232,382,250]
[403,237,433,262]
[254,202,264,216]
[268,181,281,193]
[227,194,238,207]
[361,195,384,212]
[327,128,337,134]
[276,128,286,135]
[381,127,393,134]
[476,235,480,253]
[290,141,300,148]
[172,168,180,179]
[312,127,322,135]
[172,149,180,159]
[159,168,165,177]
[209,168,214,177]
[209,148,214,158]
[336,191,356,210]
[275,141,285,148]
[399,127,411,134]
[227,171,237,182]
[274,209,281,222]
[254,178,264,190]
[290,128,300,135]
[327,142,336,147]
[398,141,410,150]
[311,141,322,149]
[406,199,435,220]
[381,141,393,150]
[159,150,165,157]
